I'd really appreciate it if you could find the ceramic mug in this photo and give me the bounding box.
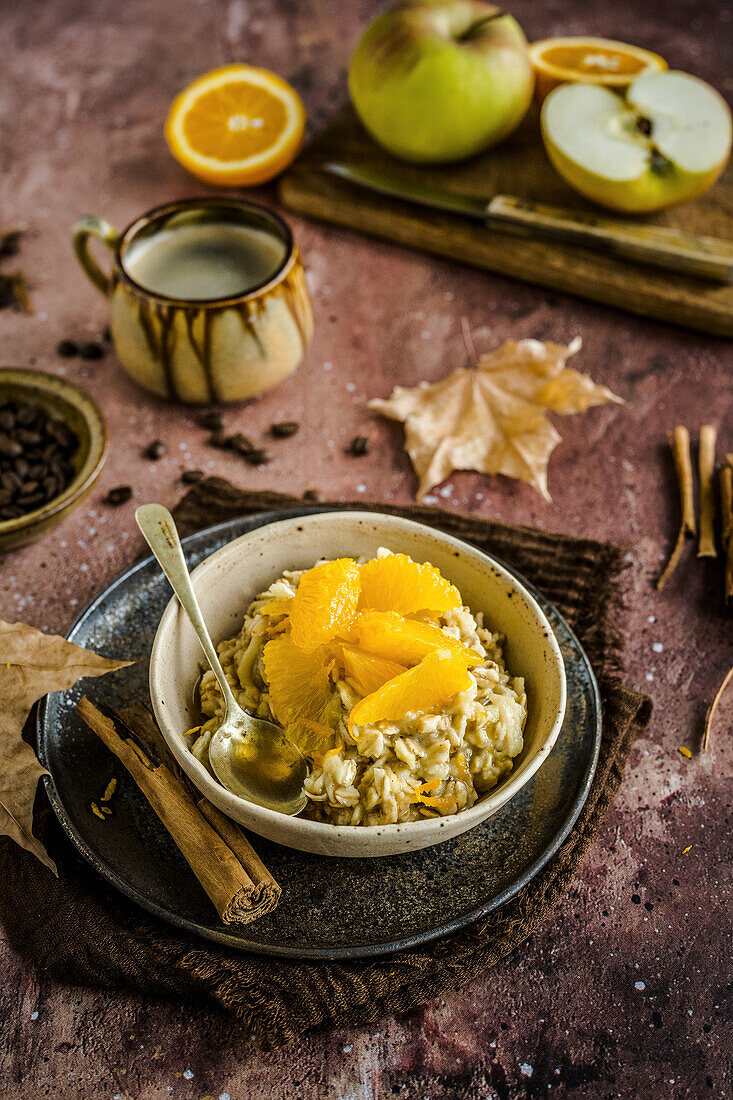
[71,198,313,404]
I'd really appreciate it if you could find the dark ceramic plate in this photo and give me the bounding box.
[38,510,601,960]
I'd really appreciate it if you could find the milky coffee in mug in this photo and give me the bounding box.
[72,199,313,404]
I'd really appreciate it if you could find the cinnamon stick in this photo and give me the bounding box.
[657,426,696,590]
[697,425,717,558]
[721,453,733,606]
[119,702,280,905]
[76,697,280,924]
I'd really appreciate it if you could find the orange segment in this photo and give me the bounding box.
[339,643,407,697]
[359,553,461,617]
[355,610,482,669]
[348,649,473,733]
[262,634,341,755]
[165,64,306,186]
[290,558,362,653]
[529,37,667,104]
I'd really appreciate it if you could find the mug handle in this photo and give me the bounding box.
[71,215,119,296]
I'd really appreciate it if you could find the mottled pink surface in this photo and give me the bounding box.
[1,0,731,1096]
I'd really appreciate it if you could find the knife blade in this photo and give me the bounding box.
[321,161,733,283]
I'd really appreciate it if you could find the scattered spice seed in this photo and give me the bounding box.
[90,801,106,821]
[302,488,324,502]
[678,746,692,759]
[243,448,271,466]
[56,339,79,358]
[199,410,224,431]
[104,485,132,506]
[102,325,112,343]
[181,469,204,484]
[79,341,106,360]
[142,440,166,460]
[271,421,300,438]
[697,425,717,558]
[657,426,696,590]
[682,845,692,854]
[347,436,370,456]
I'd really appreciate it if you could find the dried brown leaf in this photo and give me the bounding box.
[0,620,132,873]
[369,337,623,501]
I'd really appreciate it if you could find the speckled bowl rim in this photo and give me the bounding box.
[0,367,108,535]
[150,511,567,853]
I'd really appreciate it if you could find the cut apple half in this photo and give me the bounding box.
[541,70,732,213]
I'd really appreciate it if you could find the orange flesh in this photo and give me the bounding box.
[541,45,647,76]
[181,84,288,160]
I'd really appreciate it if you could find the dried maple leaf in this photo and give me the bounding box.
[369,336,623,501]
[0,620,132,873]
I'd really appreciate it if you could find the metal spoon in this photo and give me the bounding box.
[136,504,309,815]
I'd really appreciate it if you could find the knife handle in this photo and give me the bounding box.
[486,195,733,284]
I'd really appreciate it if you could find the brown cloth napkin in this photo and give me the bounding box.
[0,481,651,1049]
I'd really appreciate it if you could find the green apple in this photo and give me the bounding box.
[541,71,732,213]
[348,0,534,164]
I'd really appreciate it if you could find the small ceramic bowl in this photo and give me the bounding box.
[0,368,108,553]
[150,511,567,857]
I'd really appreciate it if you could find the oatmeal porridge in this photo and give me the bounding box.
[193,548,527,826]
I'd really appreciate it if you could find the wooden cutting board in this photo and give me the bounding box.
[278,107,733,337]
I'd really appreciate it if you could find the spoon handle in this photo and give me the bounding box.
[135,504,239,714]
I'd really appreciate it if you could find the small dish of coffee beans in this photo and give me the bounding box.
[0,398,79,521]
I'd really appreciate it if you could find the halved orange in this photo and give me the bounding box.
[348,649,472,733]
[529,37,667,104]
[165,64,306,186]
[354,611,482,669]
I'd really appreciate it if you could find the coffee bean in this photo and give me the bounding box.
[0,398,80,523]
[243,448,271,466]
[56,339,79,358]
[15,428,42,447]
[229,432,255,455]
[199,411,224,431]
[46,420,75,448]
[347,436,370,456]
[15,405,37,426]
[271,421,300,438]
[302,488,324,502]
[79,341,105,360]
[0,433,22,459]
[181,469,204,484]
[142,439,166,460]
[104,486,132,506]
[207,430,229,449]
[1,470,21,494]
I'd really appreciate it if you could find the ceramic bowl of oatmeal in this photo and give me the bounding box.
[149,511,566,857]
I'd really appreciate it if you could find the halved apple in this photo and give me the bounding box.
[541,70,732,213]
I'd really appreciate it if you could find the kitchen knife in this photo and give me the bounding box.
[322,161,733,284]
